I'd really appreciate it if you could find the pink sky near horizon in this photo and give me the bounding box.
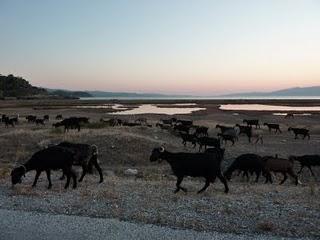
[1,1,320,95]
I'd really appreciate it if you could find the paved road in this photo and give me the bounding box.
[0,209,306,240]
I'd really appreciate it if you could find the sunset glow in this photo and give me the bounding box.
[1,0,320,95]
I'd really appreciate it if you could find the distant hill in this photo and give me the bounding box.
[0,74,48,98]
[220,86,320,97]
[0,74,91,99]
[47,89,92,98]
[87,91,190,98]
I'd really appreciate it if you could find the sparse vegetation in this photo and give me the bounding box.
[0,100,319,238]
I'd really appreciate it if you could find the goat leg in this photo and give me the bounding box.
[174,176,186,193]
[279,172,287,185]
[60,172,66,180]
[46,170,52,189]
[90,159,104,183]
[32,171,41,187]
[307,166,315,177]
[197,179,210,194]
[298,165,304,174]
[217,173,229,193]
[71,169,77,189]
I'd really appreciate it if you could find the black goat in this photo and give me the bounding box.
[150,146,228,193]
[243,119,260,129]
[26,115,37,123]
[264,123,282,133]
[122,121,141,127]
[3,117,15,127]
[215,124,234,133]
[44,115,50,121]
[77,117,89,124]
[235,124,252,136]
[289,155,320,177]
[196,136,220,152]
[57,142,103,183]
[35,119,45,125]
[56,114,63,120]
[53,118,81,132]
[174,124,190,134]
[1,114,7,122]
[217,133,235,145]
[156,123,172,130]
[288,127,310,139]
[11,116,19,124]
[193,126,209,137]
[224,154,264,182]
[180,133,197,147]
[11,146,77,189]
[160,118,177,126]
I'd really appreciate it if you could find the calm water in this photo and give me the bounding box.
[220,104,320,112]
[110,104,206,115]
[75,103,205,115]
[81,96,320,100]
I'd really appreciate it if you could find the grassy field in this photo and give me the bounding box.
[0,99,319,238]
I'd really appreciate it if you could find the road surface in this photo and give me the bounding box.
[0,209,306,240]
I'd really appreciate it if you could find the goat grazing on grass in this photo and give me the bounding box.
[288,127,310,140]
[264,123,282,133]
[53,117,81,132]
[150,146,229,194]
[243,119,260,129]
[57,142,103,183]
[224,154,264,182]
[11,146,77,189]
[262,156,298,185]
[289,155,320,177]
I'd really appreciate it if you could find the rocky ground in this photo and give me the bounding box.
[0,100,319,239]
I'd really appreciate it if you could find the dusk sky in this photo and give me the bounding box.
[1,0,320,95]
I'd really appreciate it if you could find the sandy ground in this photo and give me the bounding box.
[0,99,319,239]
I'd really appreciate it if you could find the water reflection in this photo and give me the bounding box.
[110,104,205,115]
[220,104,320,112]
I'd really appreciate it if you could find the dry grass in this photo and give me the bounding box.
[257,221,275,232]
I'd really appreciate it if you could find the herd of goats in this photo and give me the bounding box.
[1,112,319,194]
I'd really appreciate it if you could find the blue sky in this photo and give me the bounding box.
[1,0,320,95]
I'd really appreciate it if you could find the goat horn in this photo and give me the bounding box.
[159,146,165,152]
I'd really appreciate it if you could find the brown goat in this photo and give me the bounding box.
[262,156,298,185]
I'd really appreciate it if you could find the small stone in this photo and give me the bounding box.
[124,169,138,176]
